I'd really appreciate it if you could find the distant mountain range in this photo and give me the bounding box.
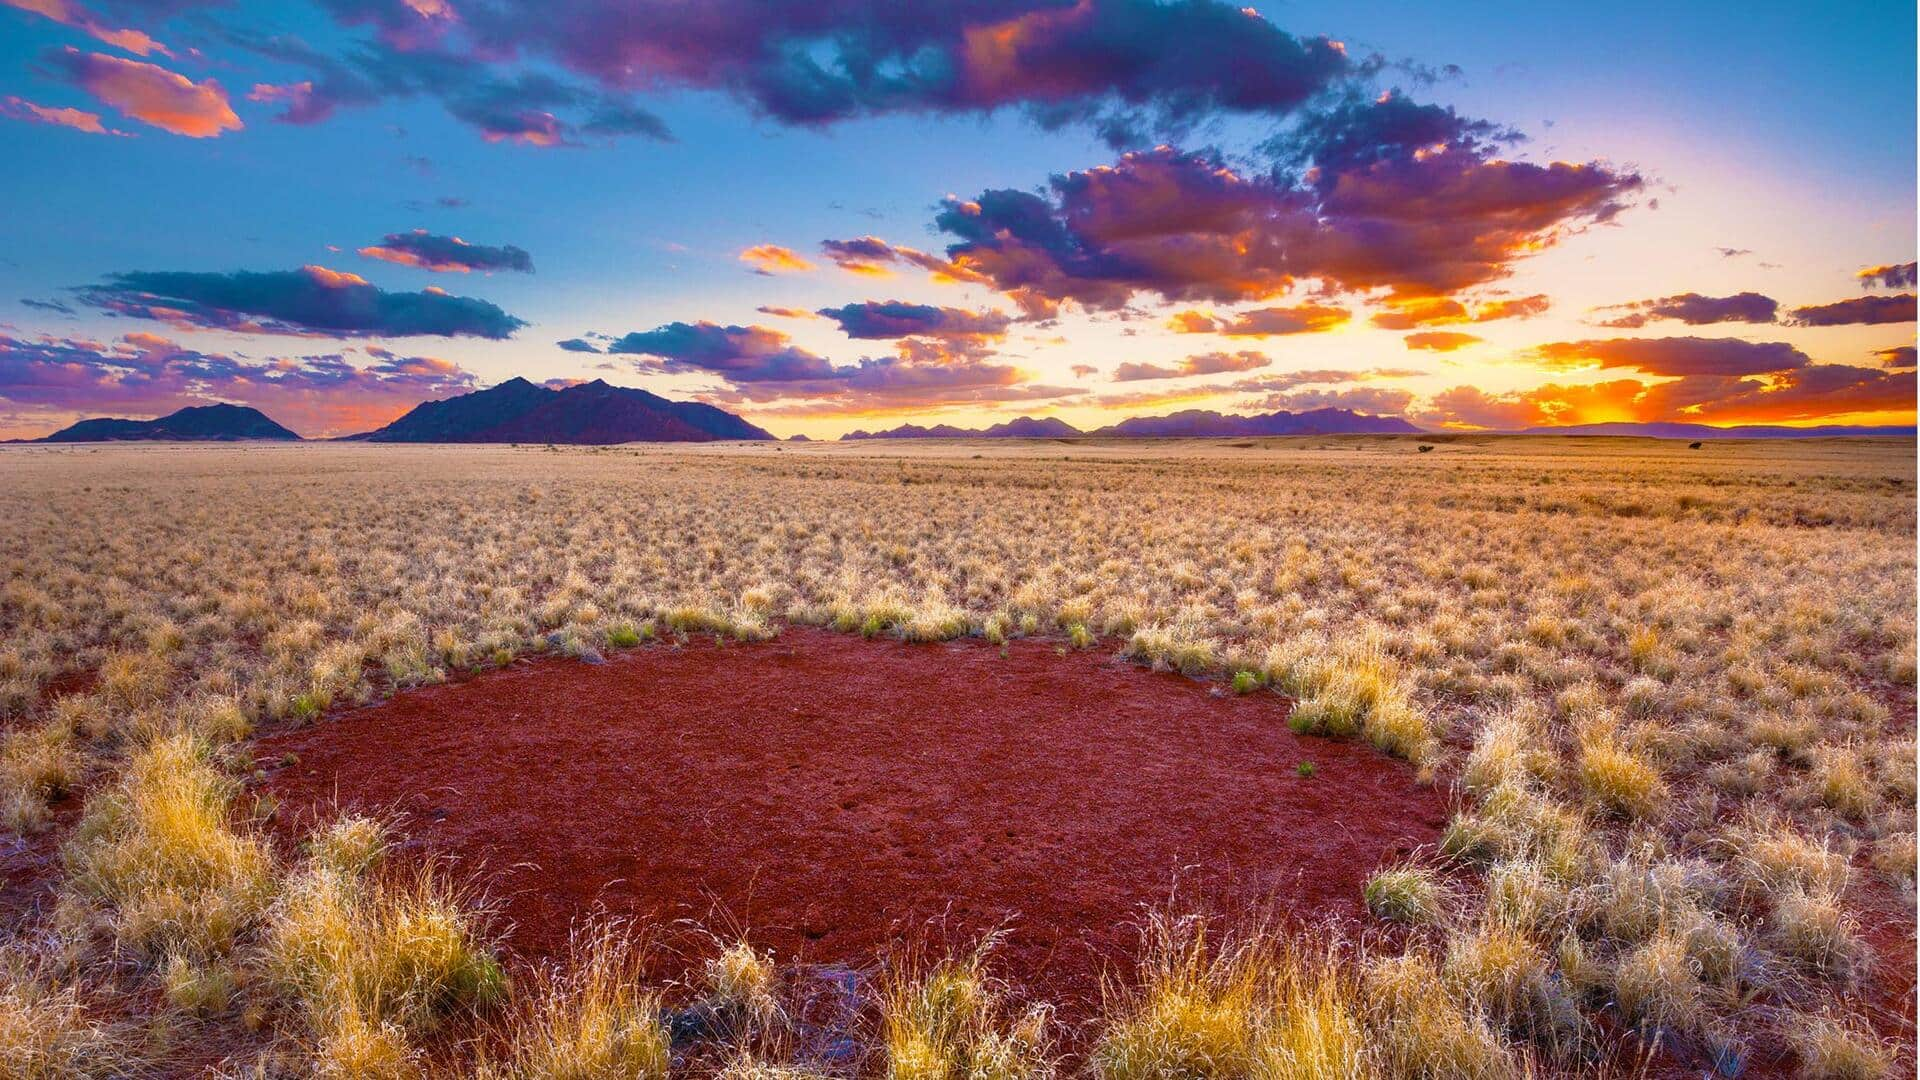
[844,416,1081,440]
[346,377,774,443]
[14,392,1911,446]
[842,408,1420,440]
[28,403,300,443]
[841,411,1914,441]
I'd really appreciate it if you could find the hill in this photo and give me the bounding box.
[33,403,300,442]
[842,416,1081,440]
[1090,407,1421,438]
[350,378,773,443]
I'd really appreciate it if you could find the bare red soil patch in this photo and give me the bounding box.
[258,629,1446,1013]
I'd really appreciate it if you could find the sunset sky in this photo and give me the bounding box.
[2,0,1914,439]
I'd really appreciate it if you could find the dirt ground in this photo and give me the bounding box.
[258,629,1449,1017]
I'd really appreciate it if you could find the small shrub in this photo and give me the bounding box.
[1363,866,1443,925]
[1788,1010,1896,1080]
[1575,736,1668,820]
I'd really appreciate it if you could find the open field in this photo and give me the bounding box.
[0,436,1913,1078]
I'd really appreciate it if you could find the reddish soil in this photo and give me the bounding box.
[257,629,1448,1016]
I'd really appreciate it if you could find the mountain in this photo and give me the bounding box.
[842,415,1083,440]
[351,378,774,443]
[33,403,300,442]
[1091,407,1422,438]
[1518,421,1916,439]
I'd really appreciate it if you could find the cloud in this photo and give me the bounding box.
[1404,330,1481,351]
[0,330,477,437]
[1856,262,1917,289]
[555,337,601,353]
[76,264,527,339]
[1786,294,1916,326]
[437,0,1355,142]
[3,0,167,57]
[755,305,816,319]
[1873,345,1916,369]
[1531,336,1808,377]
[0,94,128,134]
[1255,386,1414,414]
[935,132,1638,315]
[1472,294,1551,321]
[600,318,1076,415]
[1370,297,1466,329]
[738,244,814,275]
[1371,292,1549,328]
[604,321,840,383]
[814,301,1011,341]
[1229,367,1418,393]
[1113,350,1270,381]
[1169,303,1351,336]
[1595,291,1778,328]
[220,25,668,146]
[819,236,988,284]
[1418,365,1914,429]
[49,47,239,137]
[357,228,534,273]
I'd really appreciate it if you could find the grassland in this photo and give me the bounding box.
[0,435,1912,1078]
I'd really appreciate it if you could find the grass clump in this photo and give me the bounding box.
[1574,733,1668,820]
[705,939,779,1030]
[478,923,669,1080]
[1359,951,1515,1079]
[1362,865,1445,926]
[62,732,275,961]
[1267,638,1433,764]
[1092,916,1375,1080]
[265,850,505,1059]
[880,944,1052,1080]
[1787,1010,1896,1080]
[0,959,125,1079]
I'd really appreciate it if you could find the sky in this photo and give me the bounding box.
[0,0,1914,440]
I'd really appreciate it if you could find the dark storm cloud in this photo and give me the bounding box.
[1787,294,1916,326]
[1531,336,1809,377]
[814,301,1011,340]
[1595,291,1780,328]
[76,265,527,339]
[358,228,534,273]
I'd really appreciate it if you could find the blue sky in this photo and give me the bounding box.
[1,0,1912,437]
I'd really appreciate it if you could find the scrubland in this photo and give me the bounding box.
[0,435,1912,1078]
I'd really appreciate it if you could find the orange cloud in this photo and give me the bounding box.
[1370,296,1467,329]
[0,94,126,135]
[1403,331,1481,352]
[738,243,815,275]
[4,0,167,56]
[1168,303,1351,336]
[1473,294,1551,321]
[1113,350,1272,381]
[52,48,239,137]
[1420,365,1915,429]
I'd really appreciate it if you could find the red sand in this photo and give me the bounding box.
[258,629,1447,1012]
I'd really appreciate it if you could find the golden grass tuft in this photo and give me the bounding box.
[880,942,1052,1080]
[62,732,275,960]
[478,922,669,1080]
[265,856,505,1044]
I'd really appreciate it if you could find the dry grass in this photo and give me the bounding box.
[474,922,669,1080]
[0,436,1910,1075]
